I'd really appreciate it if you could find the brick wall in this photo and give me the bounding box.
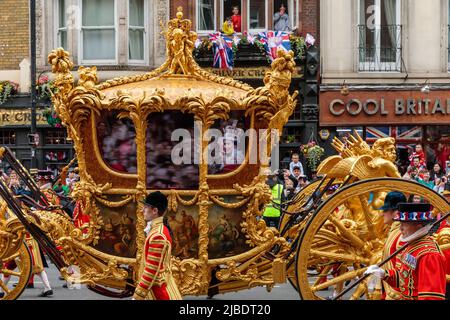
[300,0,320,42]
[170,0,194,20]
[0,0,29,70]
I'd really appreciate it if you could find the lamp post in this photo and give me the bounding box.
[30,0,38,169]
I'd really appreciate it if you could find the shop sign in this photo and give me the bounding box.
[0,109,48,126]
[205,67,303,79]
[320,91,450,126]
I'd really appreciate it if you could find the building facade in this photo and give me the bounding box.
[0,0,71,170]
[320,0,450,172]
[1,0,321,172]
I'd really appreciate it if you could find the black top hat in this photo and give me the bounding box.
[393,202,435,223]
[378,191,407,211]
[141,191,168,213]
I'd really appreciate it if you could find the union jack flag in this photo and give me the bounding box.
[366,126,422,143]
[209,33,234,70]
[258,31,291,62]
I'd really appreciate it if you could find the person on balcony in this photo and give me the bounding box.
[273,4,291,32]
[231,6,242,33]
[222,17,235,36]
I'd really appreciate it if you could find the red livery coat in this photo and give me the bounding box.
[385,236,446,300]
[133,216,181,300]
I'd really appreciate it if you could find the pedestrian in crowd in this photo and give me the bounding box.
[409,144,426,168]
[273,4,291,31]
[292,166,301,180]
[289,153,304,176]
[364,203,447,300]
[231,6,241,33]
[263,172,283,229]
[417,171,434,189]
[430,163,444,181]
[282,178,296,201]
[297,175,309,190]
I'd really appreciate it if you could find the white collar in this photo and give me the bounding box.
[144,221,152,235]
[399,224,433,243]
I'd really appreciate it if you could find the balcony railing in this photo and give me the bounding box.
[358,25,402,72]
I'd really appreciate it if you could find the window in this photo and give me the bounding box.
[57,0,68,49]
[221,0,242,32]
[0,131,16,145]
[44,129,69,145]
[197,0,216,33]
[248,0,267,32]
[81,0,116,62]
[129,0,146,62]
[358,0,402,72]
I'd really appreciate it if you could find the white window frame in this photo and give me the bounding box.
[55,0,68,49]
[287,0,300,31]
[128,0,148,65]
[248,0,268,33]
[79,0,119,65]
[358,0,402,72]
[196,0,218,35]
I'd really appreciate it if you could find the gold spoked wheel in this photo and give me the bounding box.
[281,179,340,292]
[0,242,32,300]
[295,178,450,300]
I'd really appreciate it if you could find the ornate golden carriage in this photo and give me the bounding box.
[1,9,450,300]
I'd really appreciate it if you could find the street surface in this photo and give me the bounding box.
[17,260,307,300]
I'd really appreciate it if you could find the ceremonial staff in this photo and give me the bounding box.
[333,211,450,300]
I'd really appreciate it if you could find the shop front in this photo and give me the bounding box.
[0,101,74,172]
[319,89,450,174]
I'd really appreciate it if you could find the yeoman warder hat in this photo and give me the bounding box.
[393,202,435,223]
[141,191,168,213]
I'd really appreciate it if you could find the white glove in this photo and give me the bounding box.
[364,265,386,279]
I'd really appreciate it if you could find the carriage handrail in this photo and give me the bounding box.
[0,177,68,270]
[333,211,450,300]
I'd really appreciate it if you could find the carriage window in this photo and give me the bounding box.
[207,111,250,175]
[146,112,199,190]
[96,112,138,174]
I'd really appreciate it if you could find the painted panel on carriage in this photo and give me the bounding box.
[165,196,250,260]
[94,196,138,258]
[207,196,250,259]
[146,112,199,190]
[166,202,200,259]
[96,111,138,174]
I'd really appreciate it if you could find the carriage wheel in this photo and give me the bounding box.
[281,179,339,292]
[295,178,450,300]
[0,242,32,300]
